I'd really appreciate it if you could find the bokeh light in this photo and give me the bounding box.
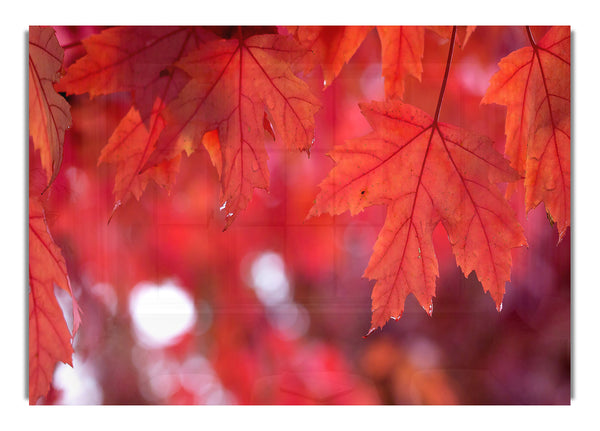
[129,281,196,348]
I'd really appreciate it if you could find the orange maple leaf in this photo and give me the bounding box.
[29,26,71,188]
[482,26,570,241]
[310,100,527,333]
[144,31,321,228]
[29,196,81,404]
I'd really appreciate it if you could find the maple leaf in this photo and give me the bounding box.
[56,26,205,99]
[482,26,570,241]
[289,25,423,98]
[57,27,214,213]
[29,26,72,188]
[29,196,81,404]
[287,26,373,88]
[376,26,425,100]
[309,100,527,333]
[98,99,181,216]
[376,26,475,99]
[143,31,321,228]
[428,26,476,48]
[288,26,474,100]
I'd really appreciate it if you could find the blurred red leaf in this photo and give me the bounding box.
[310,100,526,333]
[29,26,71,188]
[482,26,570,241]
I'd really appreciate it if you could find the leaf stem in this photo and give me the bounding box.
[433,26,457,124]
[61,40,83,50]
[525,26,537,48]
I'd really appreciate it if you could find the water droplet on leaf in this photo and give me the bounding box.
[423,301,433,316]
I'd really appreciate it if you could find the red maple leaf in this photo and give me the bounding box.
[97,99,181,217]
[143,30,321,228]
[58,27,319,226]
[378,26,474,100]
[56,27,208,99]
[29,26,72,188]
[482,26,570,241]
[310,99,527,333]
[289,25,424,98]
[29,196,81,404]
[57,27,213,215]
[287,26,373,88]
[289,26,475,100]
[428,26,476,48]
[377,26,425,99]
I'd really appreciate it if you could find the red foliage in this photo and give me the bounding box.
[288,26,372,88]
[29,26,71,188]
[146,32,321,228]
[310,100,527,332]
[29,195,81,402]
[28,25,570,405]
[483,26,570,241]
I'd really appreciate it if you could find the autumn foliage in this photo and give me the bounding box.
[482,26,571,241]
[310,99,528,332]
[28,26,79,402]
[28,25,570,405]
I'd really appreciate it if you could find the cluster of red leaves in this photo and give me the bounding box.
[56,26,320,228]
[29,26,80,403]
[28,25,570,404]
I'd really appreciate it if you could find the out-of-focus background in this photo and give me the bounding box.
[32,26,570,405]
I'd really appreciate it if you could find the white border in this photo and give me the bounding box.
[3,1,598,428]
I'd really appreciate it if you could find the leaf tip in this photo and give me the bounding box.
[304,208,316,222]
[363,327,378,338]
[422,300,434,317]
[107,200,122,225]
[222,214,236,232]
